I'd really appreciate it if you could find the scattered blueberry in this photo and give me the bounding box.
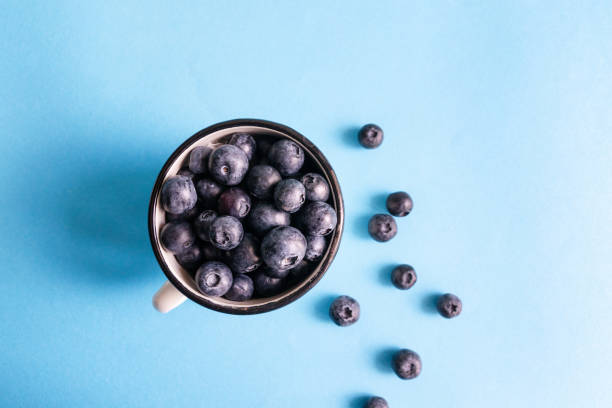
[274,178,306,213]
[188,145,212,174]
[386,191,413,217]
[329,295,360,326]
[304,235,326,261]
[161,175,197,215]
[365,397,388,408]
[253,271,285,297]
[392,349,421,380]
[160,222,196,254]
[299,201,338,236]
[300,173,330,202]
[175,244,203,271]
[218,187,251,219]
[224,274,254,301]
[391,264,416,290]
[267,139,304,176]
[195,261,233,296]
[358,124,383,149]
[193,210,217,241]
[261,226,307,272]
[437,293,462,318]
[248,202,291,236]
[228,132,256,160]
[246,165,282,199]
[368,214,397,242]
[208,215,244,250]
[226,233,261,274]
[195,178,223,209]
[177,168,195,180]
[208,144,249,186]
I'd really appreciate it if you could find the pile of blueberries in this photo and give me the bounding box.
[327,124,463,408]
[158,132,338,301]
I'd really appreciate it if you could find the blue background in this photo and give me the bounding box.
[1,1,611,407]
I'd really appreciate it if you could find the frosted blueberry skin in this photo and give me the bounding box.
[329,295,360,326]
[273,179,306,213]
[261,226,307,272]
[160,175,197,215]
[177,168,195,180]
[437,293,462,318]
[392,349,422,379]
[391,264,416,290]
[208,144,249,186]
[246,165,282,200]
[175,244,203,271]
[226,233,262,274]
[358,123,383,149]
[300,173,330,202]
[193,210,217,242]
[224,274,255,301]
[298,201,338,237]
[195,178,223,209]
[248,202,291,236]
[160,222,196,254]
[253,271,285,297]
[188,145,213,174]
[165,202,200,222]
[368,214,397,242]
[304,235,326,261]
[228,132,256,160]
[365,397,388,408]
[267,139,305,176]
[386,191,413,217]
[195,261,233,297]
[218,187,251,219]
[208,215,244,250]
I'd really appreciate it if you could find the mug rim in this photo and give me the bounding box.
[148,119,344,314]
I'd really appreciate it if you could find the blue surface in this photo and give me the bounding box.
[1,1,611,407]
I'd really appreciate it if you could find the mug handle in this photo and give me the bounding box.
[152,281,187,313]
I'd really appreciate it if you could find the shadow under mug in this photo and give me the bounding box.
[149,119,344,314]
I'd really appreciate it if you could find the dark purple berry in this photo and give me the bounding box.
[195,178,223,209]
[160,222,196,254]
[226,233,261,274]
[177,168,195,180]
[304,235,326,261]
[437,293,462,318]
[300,173,330,202]
[253,271,284,297]
[248,202,290,236]
[218,187,251,219]
[188,146,212,174]
[246,165,281,199]
[224,274,254,301]
[273,179,305,213]
[193,210,217,242]
[160,175,197,215]
[208,144,249,186]
[261,226,307,272]
[208,215,244,250]
[368,214,397,242]
[365,397,388,408]
[175,244,203,271]
[299,201,337,236]
[329,295,360,326]
[386,191,413,217]
[391,264,416,290]
[358,124,383,149]
[267,139,304,176]
[195,261,233,296]
[392,349,421,379]
[228,132,256,160]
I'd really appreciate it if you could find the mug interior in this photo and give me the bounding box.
[149,120,343,314]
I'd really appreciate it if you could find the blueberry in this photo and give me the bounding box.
[195,178,223,208]
[261,226,307,272]
[177,168,195,180]
[304,235,326,261]
[437,293,462,318]
[253,271,285,297]
[224,274,254,301]
[262,265,291,279]
[358,123,383,148]
[392,349,421,380]
[208,215,244,250]
[195,261,233,296]
[288,260,311,279]
[248,202,290,236]
[246,165,282,199]
[166,201,200,222]
[300,172,330,202]
[299,201,338,236]
[391,264,416,290]
[386,191,413,217]
[160,175,197,215]
[175,244,203,271]
[201,242,223,261]
[208,144,249,186]
[160,222,196,254]
[193,210,217,242]
[228,132,256,160]
[365,397,388,408]
[273,179,306,213]
[368,214,397,242]
[188,145,213,174]
[218,187,251,219]
[226,233,261,274]
[267,139,304,176]
[329,295,360,326]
